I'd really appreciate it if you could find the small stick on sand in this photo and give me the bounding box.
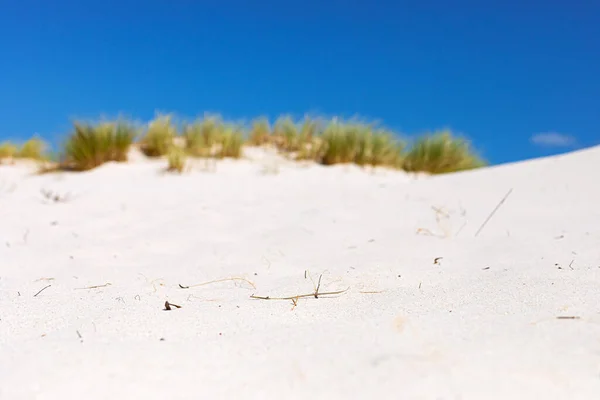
[290,297,299,310]
[251,275,349,301]
[33,285,51,297]
[179,277,256,290]
[75,283,112,290]
[556,316,580,320]
[164,301,182,311]
[250,287,349,301]
[314,274,323,298]
[475,188,513,237]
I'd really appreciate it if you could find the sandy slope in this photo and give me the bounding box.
[1,147,599,399]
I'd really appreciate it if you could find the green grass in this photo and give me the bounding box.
[139,114,176,157]
[0,137,50,161]
[16,137,48,160]
[182,116,245,159]
[60,120,137,171]
[166,146,187,173]
[217,124,244,158]
[248,117,271,146]
[4,113,486,175]
[402,130,486,174]
[316,121,404,167]
[183,115,223,157]
[272,115,298,151]
[0,142,18,159]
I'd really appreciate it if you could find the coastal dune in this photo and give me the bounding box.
[1,146,599,399]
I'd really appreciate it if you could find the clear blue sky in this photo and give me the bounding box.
[1,0,598,164]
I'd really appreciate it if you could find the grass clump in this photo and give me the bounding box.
[369,129,405,167]
[139,114,176,157]
[248,117,271,146]
[182,116,244,159]
[17,137,48,160]
[218,125,244,158]
[402,130,486,174]
[0,142,18,160]
[317,120,405,167]
[166,146,187,173]
[272,116,298,151]
[183,116,223,157]
[61,120,137,171]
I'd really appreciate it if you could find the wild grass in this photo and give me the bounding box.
[402,130,486,174]
[317,121,405,167]
[182,116,244,159]
[0,142,18,159]
[166,146,187,173]
[248,117,271,146]
[183,115,222,157]
[17,137,48,160]
[0,137,49,161]
[4,113,486,175]
[60,120,137,171]
[139,114,176,157]
[218,124,244,158]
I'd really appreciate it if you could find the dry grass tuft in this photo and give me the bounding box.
[403,130,486,174]
[166,146,187,173]
[248,117,271,146]
[0,142,18,160]
[182,116,244,159]
[4,113,487,175]
[17,136,49,160]
[139,114,176,157]
[183,115,222,157]
[59,120,137,171]
[318,120,405,167]
[217,124,244,158]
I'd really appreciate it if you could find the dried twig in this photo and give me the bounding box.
[290,297,299,310]
[475,188,513,237]
[164,301,182,311]
[251,276,348,301]
[179,277,256,289]
[314,274,322,298]
[250,287,349,300]
[34,285,51,297]
[433,257,443,265]
[75,283,112,290]
[556,316,580,320]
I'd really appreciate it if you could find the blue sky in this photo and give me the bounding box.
[1,0,598,164]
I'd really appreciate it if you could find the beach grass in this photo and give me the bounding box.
[0,142,18,160]
[402,130,486,174]
[16,136,48,160]
[60,120,138,171]
[166,145,187,173]
[139,114,176,157]
[6,113,486,174]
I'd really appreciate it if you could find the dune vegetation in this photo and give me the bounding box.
[0,113,486,174]
[0,137,49,163]
[59,120,138,171]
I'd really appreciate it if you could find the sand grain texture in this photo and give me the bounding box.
[1,147,599,399]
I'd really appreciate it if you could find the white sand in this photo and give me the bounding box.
[1,147,599,399]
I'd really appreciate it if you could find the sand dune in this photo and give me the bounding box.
[1,146,599,399]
